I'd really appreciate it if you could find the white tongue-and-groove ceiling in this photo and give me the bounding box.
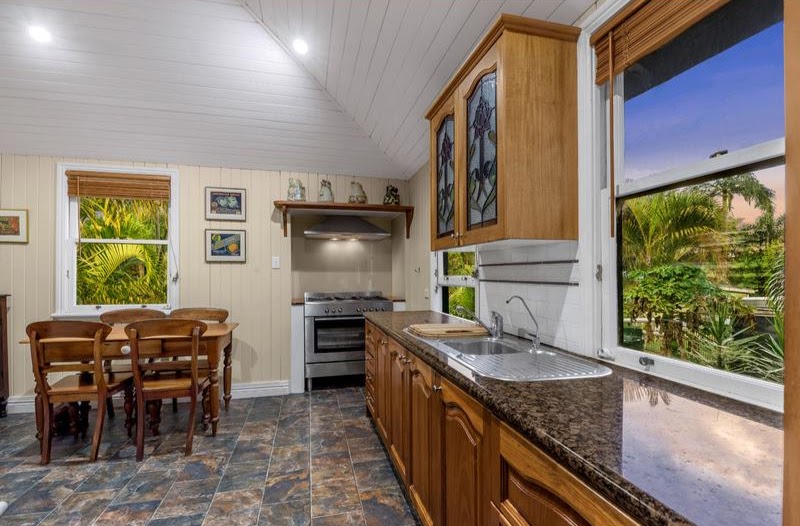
[0,0,595,179]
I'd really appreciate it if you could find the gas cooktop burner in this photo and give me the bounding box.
[303,291,393,317]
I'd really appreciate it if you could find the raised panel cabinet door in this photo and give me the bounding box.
[437,376,486,526]
[388,340,409,482]
[495,422,639,526]
[429,97,461,251]
[408,355,436,526]
[375,332,391,442]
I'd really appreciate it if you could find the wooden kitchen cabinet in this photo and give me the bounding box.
[367,325,638,526]
[435,375,488,526]
[388,339,410,483]
[490,420,638,526]
[425,14,580,249]
[407,354,437,526]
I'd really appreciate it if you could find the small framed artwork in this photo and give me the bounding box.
[206,187,246,221]
[205,229,245,263]
[0,209,28,243]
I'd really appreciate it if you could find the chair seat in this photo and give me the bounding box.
[142,372,211,392]
[49,372,133,395]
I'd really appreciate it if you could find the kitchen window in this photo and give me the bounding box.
[595,0,785,408]
[437,250,476,316]
[55,164,180,316]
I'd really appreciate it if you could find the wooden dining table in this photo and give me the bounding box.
[22,322,238,436]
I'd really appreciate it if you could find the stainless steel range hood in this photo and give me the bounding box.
[304,215,390,241]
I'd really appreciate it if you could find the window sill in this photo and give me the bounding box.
[603,346,783,412]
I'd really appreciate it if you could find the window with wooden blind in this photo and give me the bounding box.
[56,164,180,316]
[593,0,786,411]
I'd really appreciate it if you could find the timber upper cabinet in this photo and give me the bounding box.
[426,14,580,250]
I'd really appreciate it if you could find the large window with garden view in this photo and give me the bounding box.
[613,0,785,385]
[57,167,178,315]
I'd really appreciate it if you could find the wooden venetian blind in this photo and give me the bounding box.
[591,0,731,85]
[66,171,171,200]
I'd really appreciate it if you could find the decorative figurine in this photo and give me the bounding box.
[348,181,367,204]
[383,185,400,205]
[318,179,334,202]
[287,178,306,201]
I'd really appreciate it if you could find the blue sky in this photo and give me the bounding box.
[624,22,785,182]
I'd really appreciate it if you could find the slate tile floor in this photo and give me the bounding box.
[0,388,419,526]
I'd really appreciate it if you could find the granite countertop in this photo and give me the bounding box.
[365,311,783,526]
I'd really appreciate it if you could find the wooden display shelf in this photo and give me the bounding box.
[273,201,415,238]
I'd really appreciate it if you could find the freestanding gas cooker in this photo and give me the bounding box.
[303,291,393,390]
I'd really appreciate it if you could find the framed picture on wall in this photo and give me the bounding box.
[0,209,28,243]
[205,187,246,221]
[205,229,245,263]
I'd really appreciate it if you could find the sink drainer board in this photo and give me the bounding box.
[402,328,611,382]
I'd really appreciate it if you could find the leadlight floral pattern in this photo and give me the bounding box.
[466,71,497,229]
[436,115,455,237]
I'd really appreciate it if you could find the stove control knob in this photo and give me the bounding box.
[338,308,342,313]
[381,307,386,311]
[369,308,374,312]
[355,308,361,313]
[324,308,329,313]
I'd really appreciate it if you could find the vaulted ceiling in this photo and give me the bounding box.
[0,0,596,179]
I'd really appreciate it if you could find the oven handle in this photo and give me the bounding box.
[313,316,366,323]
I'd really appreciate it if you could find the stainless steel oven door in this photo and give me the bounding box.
[305,315,366,364]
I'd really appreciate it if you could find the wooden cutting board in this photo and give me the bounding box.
[407,323,488,338]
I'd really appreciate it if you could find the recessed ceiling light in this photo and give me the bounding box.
[292,38,309,55]
[28,25,52,43]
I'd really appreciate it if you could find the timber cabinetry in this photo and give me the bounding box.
[366,321,641,526]
[0,295,8,417]
[490,420,638,526]
[426,14,580,249]
[365,322,379,417]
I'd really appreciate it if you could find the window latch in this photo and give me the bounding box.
[595,264,603,282]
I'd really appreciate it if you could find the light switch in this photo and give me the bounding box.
[271,256,280,269]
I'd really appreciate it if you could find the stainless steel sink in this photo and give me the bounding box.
[403,330,612,382]
[440,339,524,356]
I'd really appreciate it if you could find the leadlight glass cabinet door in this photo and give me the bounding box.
[465,69,498,232]
[436,115,456,239]
[429,96,460,251]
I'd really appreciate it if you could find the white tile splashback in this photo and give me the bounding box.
[478,242,583,353]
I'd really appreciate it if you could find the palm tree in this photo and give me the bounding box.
[698,172,774,218]
[620,189,723,270]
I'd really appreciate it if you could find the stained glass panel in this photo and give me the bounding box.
[466,71,497,230]
[436,115,455,237]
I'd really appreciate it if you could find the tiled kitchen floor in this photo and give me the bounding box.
[0,388,418,526]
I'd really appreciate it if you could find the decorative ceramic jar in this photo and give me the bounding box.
[318,179,334,202]
[348,181,367,204]
[287,178,306,201]
[383,185,400,205]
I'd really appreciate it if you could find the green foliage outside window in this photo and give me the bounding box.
[621,170,785,384]
[76,198,169,305]
[444,252,476,316]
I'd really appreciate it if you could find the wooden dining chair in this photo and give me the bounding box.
[125,319,209,461]
[169,308,229,323]
[166,308,226,414]
[26,321,134,464]
[98,309,167,418]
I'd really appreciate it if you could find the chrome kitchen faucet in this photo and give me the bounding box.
[506,295,541,352]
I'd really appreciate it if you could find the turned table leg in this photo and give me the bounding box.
[223,342,232,411]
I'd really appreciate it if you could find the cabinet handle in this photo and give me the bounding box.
[380,339,388,345]
[432,385,442,392]
[450,232,456,239]
[403,358,412,364]
[366,374,373,381]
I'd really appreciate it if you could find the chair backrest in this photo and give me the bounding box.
[170,308,229,323]
[124,319,208,389]
[100,308,166,324]
[26,321,112,395]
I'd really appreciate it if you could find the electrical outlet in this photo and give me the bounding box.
[423,288,430,299]
[271,256,280,269]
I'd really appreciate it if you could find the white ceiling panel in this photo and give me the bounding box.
[246,0,595,177]
[0,0,595,179]
[0,0,405,177]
